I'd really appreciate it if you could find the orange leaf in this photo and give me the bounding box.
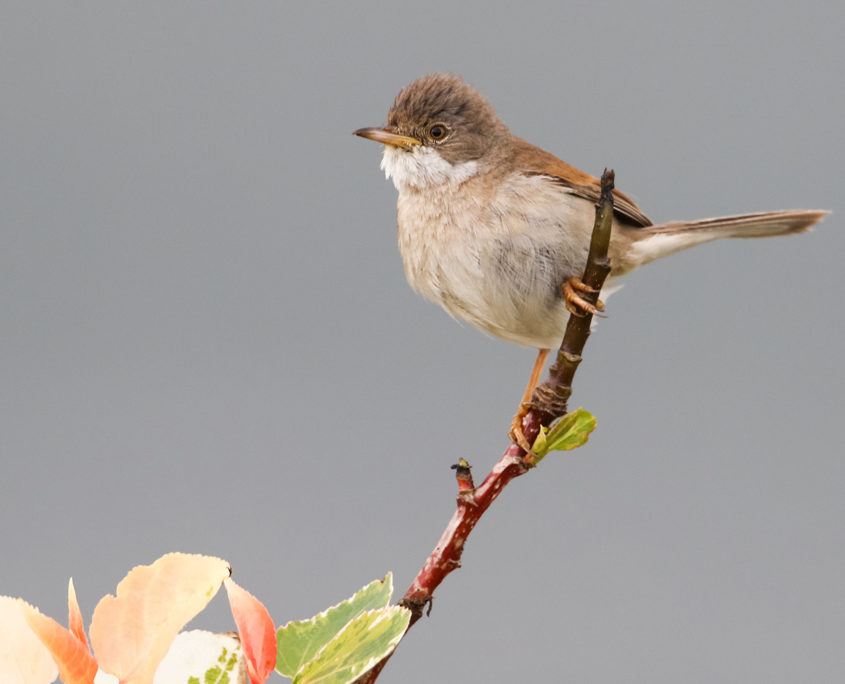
[224,578,276,684]
[67,579,90,651]
[89,552,230,684]
[23,602,98,684]
[0,597,59,684]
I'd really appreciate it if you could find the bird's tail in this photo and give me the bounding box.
[627,209,829,267]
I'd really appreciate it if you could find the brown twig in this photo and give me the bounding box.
[356,170,616,684]
[524,168,615,441]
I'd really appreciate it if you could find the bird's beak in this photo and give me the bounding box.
[354,127,421,150]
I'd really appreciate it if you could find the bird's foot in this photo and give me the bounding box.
[563,277,605,317]
[508,348,550,454]
[509,404,534,453]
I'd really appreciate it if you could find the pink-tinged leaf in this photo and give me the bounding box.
[89,552,230,684]
[22,601,98,684]
[0,597,59,684]
[68,579,90,651]
[224,578,276,684]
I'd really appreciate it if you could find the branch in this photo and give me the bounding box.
[523,168,615,443]
[357,169,616,684]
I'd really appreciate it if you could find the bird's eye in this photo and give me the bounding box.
[428,123,448,140]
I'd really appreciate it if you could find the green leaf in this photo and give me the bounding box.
[532,427,548,455]
[199,663,230,684]
[294,606,411,684]
[275,574,394,678]
[530,408,596,462]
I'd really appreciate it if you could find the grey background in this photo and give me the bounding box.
[2,2,843,682]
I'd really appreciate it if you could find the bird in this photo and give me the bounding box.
[354,73,829,449]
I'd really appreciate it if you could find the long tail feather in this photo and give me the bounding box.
[627,209,829,267]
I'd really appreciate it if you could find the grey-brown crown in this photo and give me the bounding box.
[386,74,509,162]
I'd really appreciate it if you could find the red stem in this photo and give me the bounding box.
[356,170,616,684]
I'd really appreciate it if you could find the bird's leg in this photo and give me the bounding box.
[509,348,550,452]
[563,277,605,317]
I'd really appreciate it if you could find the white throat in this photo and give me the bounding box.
[381,145,480,191]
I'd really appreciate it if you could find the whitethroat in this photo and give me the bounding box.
[354,73,829,448]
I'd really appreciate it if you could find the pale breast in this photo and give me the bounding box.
[396,174,600,349]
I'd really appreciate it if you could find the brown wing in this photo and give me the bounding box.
[510,136,652,227]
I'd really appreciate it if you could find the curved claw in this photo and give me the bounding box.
[563,277,606,317]
[509,406,534,453]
